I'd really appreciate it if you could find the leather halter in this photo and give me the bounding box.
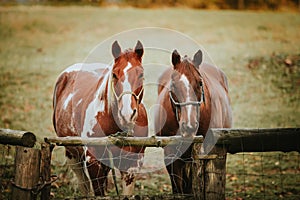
[169,84,205,122]
[111,81,144,103]
[109,80,144,195]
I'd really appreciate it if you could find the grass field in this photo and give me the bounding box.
[0,5,299,199]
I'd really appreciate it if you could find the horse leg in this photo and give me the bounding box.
[66,148,94,196]
[120,168,138,195]
[182,161,193,194]
[87,160,111,196]
[166,159,185,194]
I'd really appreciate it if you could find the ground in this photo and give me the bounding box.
[0,6,299,199]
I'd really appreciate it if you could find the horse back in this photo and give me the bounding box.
[200,63,232,128]
[157,67,172,94]
[53,63,107,137]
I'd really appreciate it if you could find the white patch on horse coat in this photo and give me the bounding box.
[76,99,82,107]
[180,74,193,128]
[67,153,94,196]
[63,63,107,76]
[81,102,98,137]
[81,67,111,137]
[86,155,91,162]
[63,92,75,110]
[121,63,133,118]
[98,100,105,112]
[83,146,91,180]
[121,167,139,195]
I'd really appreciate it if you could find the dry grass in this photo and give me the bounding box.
[0,6,299,199]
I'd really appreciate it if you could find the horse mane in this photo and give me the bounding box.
[94,65,113,112]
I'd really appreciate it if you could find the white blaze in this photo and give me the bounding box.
[180,74,193,128]
[120,63,133,118]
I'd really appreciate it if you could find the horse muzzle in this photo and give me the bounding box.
[180,121,199,138]
[119,108,138,131]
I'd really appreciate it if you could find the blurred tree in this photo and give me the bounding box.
[2,0,299,10]
[238,0,244,9]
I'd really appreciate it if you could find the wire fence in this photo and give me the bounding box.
[48,146,300,199]
[0,144,16,199]
[1,128,300,199]
[226,152,300,200]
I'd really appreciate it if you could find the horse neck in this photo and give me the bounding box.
[198,75,211,137]
[94,70,123,134]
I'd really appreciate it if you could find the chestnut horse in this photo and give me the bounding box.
[53,41,148,196]
[155,50,232,194]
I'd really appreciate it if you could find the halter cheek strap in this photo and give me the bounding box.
[169,85,205,122]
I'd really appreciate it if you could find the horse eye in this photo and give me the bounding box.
[138,73,144,79]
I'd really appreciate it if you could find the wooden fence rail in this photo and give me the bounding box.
[0,128,36,147]
[44,128,299,200]
[213,128,300,153]
[45,135,203,147]
[0,128,52,200]
[1,128,299,200]
[45,128,300,153]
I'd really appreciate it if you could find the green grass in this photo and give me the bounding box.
[0,5,299,199]
[226,152,300,199]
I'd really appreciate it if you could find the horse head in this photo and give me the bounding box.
[169,49,205,137]
[110,41,145,132]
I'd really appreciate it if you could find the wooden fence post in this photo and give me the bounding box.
[192,144,227,200]
[192,143,205,199]
[12,146,41,200]
[204,145,227,200]
[40,143,54,200]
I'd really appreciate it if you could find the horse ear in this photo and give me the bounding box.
[172,50,181,68]
[134,40,144,59]
[193,50,203,68]
[112,41,121,60]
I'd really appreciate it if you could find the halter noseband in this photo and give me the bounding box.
[169,84,205,122]
[111,81,144,103]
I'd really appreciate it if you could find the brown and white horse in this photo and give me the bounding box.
[155,49,232,194]
[53,41,148,196]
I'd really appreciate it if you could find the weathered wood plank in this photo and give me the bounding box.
[58,194,194,200]
[45,128,300,153]
[0,128,36,147]
[12,146,41,200]
[215,128,300,153]
[191,143,205,200]
[40,143,54,200]
[203,146,227,200]
[191,144,227,200]
[45,135,203,147]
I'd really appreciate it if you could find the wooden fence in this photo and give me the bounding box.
[0,129,54,200]
[0,128,299,200]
